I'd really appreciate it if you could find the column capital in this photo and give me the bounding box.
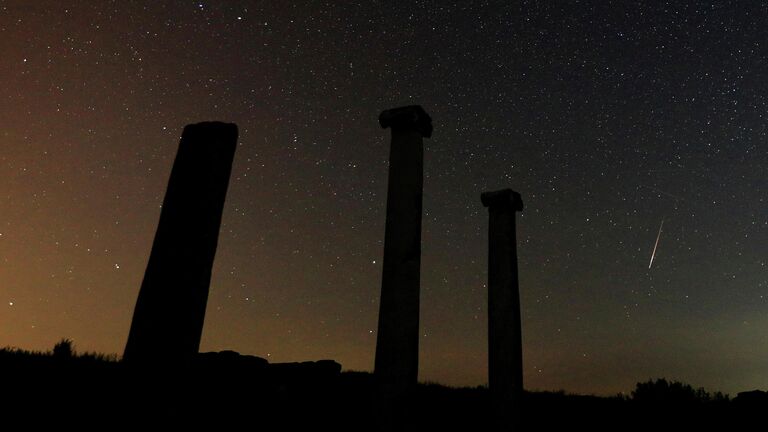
[481,189,523,211]
[379,105,433,138]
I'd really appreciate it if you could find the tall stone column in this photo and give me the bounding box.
[374,105,432,426]
[124,121,238,363]
[481,188,524,430]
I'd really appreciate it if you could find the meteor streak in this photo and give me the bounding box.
[648,219,664,269]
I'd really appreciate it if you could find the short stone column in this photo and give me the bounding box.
[481,188,524,430]
[124,122,238,363]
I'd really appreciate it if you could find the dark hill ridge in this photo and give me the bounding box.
[0,346,764,430]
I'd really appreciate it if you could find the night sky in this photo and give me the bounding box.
[3,1,768,396]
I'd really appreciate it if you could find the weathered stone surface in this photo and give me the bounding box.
[124,122,238,363]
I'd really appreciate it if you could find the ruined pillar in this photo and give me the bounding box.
[374,105,432,425]
[123,121,238,363]
[481,188,524,430]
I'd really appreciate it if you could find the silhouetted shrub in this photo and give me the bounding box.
[632,378,725,405]
[52,338,74,358]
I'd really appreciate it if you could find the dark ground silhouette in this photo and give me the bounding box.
[1,341,762,430]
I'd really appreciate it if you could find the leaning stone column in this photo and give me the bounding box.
[481,189,524,430]
[374,105,432,427]
[123,121,238,363]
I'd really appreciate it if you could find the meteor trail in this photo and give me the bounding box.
[648,219,664,269]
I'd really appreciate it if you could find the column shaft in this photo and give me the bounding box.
[124,122,238,363]
[375,127,424,389]
[483,189,524,430]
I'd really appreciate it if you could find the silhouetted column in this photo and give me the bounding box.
[481,189,524,431]
[374,105,432,427]
[124,122,238,363]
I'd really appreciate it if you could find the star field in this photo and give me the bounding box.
[2,1,768,395]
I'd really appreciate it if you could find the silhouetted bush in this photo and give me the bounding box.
[52,338,74,358]
[632,378,728,405]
